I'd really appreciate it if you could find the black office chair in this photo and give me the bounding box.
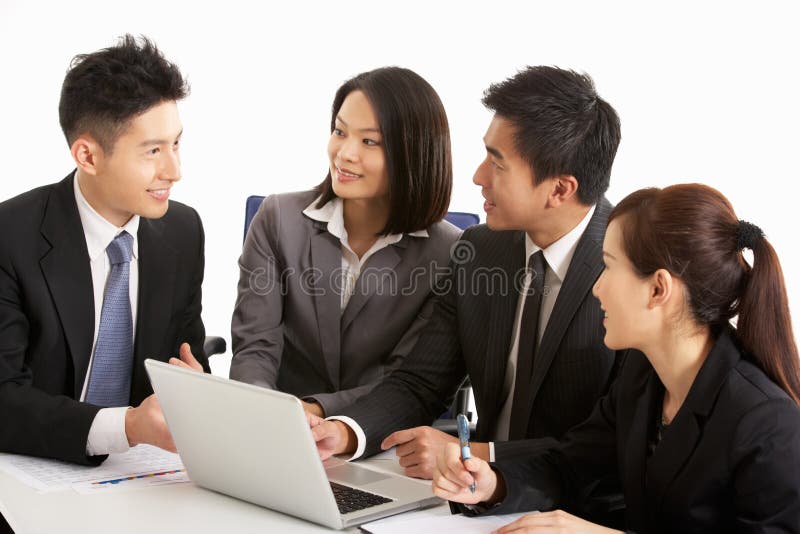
[202,336,226,358]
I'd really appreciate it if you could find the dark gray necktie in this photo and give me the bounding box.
[85,231,134,407]
[509,250,546,440]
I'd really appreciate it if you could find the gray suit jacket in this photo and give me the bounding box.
[229,190,461,415]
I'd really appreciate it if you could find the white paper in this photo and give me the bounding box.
[0,444,185,493]
[361,509,531,533]
[71,467,189,494]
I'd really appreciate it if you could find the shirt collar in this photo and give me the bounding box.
[302,196,429,242]
[73,174,140,262]
[525,204,596,282]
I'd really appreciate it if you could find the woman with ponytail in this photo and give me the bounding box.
[433,183,800,533]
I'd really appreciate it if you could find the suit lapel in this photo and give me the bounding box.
[39,174,95,395]
[132,217,177,380]
[525,198,611,411]
[309,223,343,389]
[624,365,660,526]
[479,231,525,437]
[340,238,405,333]
[645,330,740,505]
[645,401,701,507]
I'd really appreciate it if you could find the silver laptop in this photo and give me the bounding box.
[145,359,440,529]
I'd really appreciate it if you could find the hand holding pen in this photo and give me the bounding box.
[457,413,476,493]
[431,415,502,505]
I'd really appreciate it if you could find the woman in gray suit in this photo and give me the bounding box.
[230,67,460,421]
[434,184,800,532]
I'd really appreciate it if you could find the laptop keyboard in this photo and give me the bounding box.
[329,481,393,514]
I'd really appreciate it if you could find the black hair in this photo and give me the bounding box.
[482,66,621,205]
[59,34,189,153]
[315,67,452,235]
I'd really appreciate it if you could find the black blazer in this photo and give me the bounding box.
[0,173,209,465]
[339,199,619,458]
[488,330,800,533]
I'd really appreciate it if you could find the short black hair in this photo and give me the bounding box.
[482,66,621,205]
[59,34,189,153]
[316,67,452,235]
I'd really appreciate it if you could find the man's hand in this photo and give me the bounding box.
[168,342,203,372]
[124,394,175,452]
[493,509,624,533]
[302,400,324,418]
[382,426,488,479]
[432,442,500,505]
[125,343,203,452]
[307,413,356,460]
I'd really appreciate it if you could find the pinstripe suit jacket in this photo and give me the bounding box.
[339,198,619,459]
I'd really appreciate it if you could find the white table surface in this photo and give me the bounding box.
[0,451,445,534]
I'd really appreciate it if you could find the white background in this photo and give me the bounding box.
[1,1,798,375]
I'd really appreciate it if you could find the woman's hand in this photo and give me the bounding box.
[493,509,624,534]
[432,442,501,504]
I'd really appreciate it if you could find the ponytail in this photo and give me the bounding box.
[736,230,800,404]
[611,184,800,405]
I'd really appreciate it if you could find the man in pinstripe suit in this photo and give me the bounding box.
[309,66,623,522]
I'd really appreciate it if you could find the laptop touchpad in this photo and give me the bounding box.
[326,464,389,486]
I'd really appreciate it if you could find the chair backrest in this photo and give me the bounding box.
[244,195,266,242]
[443,211,480,230]
[243,195,479,243]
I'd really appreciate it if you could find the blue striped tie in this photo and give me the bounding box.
[85,231,134,407]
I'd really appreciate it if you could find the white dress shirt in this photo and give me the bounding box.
[336,205,596,462]
[488,205,595,460]
[303,196,428,309]
[303,195,428,460]
[74,175,141,455]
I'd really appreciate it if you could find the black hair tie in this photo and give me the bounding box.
[737,220,764,251]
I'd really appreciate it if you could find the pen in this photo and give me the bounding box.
[456,413,476,494]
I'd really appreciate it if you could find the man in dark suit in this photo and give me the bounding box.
[0,35,208,469]
[310,66,623,511]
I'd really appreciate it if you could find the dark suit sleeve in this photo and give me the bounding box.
[472,373,621,516]
[178,207,209,372]
[0,257,103,465]
[337,250,468,457]
[730,398,800,532]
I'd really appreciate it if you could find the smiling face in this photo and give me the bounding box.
[327,90,390,202]
[77,100,183,226]
[592,218,657,350]
[472,115,552,233]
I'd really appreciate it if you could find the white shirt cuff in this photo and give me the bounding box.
[86,407,131,456]
[325,415,366,461]
[489,441,496,463]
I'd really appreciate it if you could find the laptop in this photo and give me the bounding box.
[144,360,440,529]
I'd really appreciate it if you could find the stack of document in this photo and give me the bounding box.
[0,444,189,494]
